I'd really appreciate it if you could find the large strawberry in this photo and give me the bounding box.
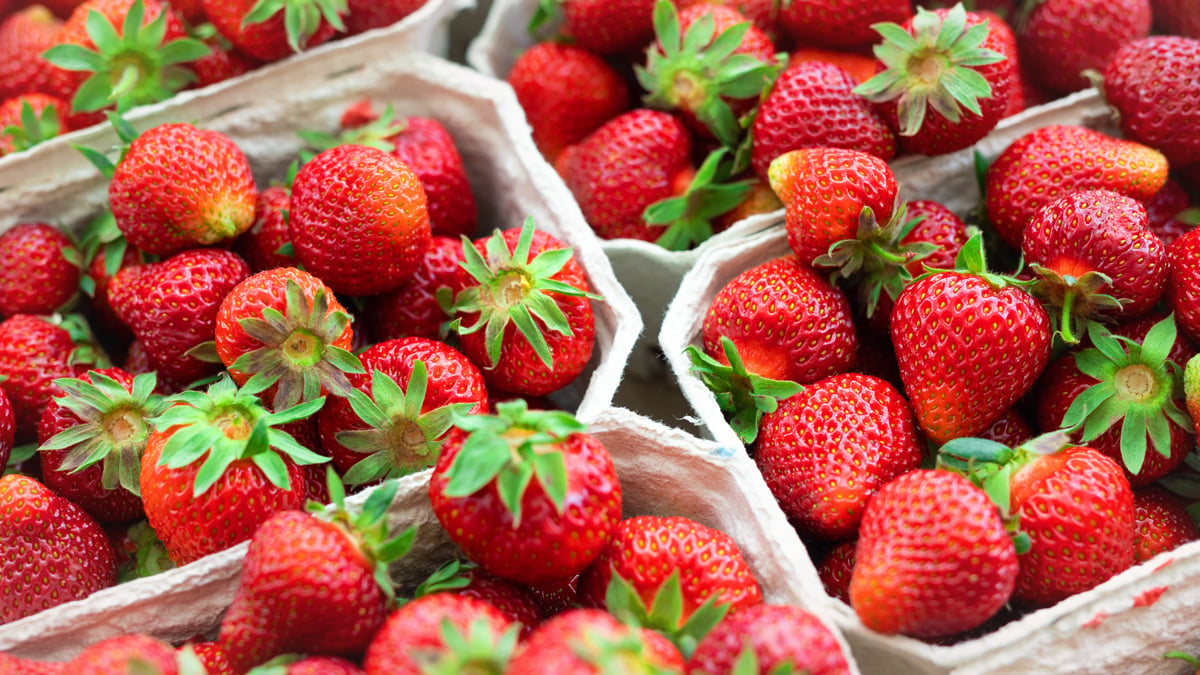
[687,604,851,675]
[0,473,117,623]
[1101,36,1200,170]
[777,0,911,50]
[219,478,413,672]
[891,236,1052,443]
[0,222,80,319]
[0,313,95,441]
[503,608,685,674]
[428,401,621,586]
[362,592,518,674]
[201,0,346,63]
[1015,0,1151,96]
[288,143,431,297]
[0,6,62,100]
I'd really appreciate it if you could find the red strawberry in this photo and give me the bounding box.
[849,469,1018,637]
[0,6,62,100]
[1168,227,1200,347]
[190,33,260,88]
[984,125,1169,249]
[503,608,685,674]
[345,0,425,33]
[777,0,911,50]
[817,540,856,603]
[750,60,896,182]
[1144,179,1196,247]
[414,561,545,637]
[675,0,779,36]
[253,656,364,674]
[686,604,852,675]
[1133,485,1198,563]
[0,314,93,441]
[363,235,463,342]
[0,93,73,156]
[755,373,924,540]
[0,652,64,674]
[0,223,79,319]
[428,402,622,586]
[1151,0,1200,38]
[288,143,431,296]
[1016,0,1151,96]
[975,408,1035,447]
[362,592,517,674]
[1102,36,1200,169]
[533,0,657,56]
[507,41,630,163]
[0,388,13,471]
[0,473,117,623]
[187,642,234,675]
[233,184,295,273]
[68,634,178,673]
[201,0,345,63]
[219,480,412,673]
[77,209,146,346]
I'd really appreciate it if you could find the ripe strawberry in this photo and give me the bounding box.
[1102,36,1200,169]
[984,125,1168,250]
[201,0,346,63]
[0,223,80,319]
[1168,228,1200,347]
[687,604,852,675]
[37,368,166,524]
[750,60,896,183]
[0,388,13,471]
[233,184,295,273]
[817,540,856,603]
[363,235,463,342]
[251,655,364,674]
[0,314,94,441]
[755,373,924,541]
[362,592,518,674]
[94,121,258,256]
[507,41,630,163]
[855,4,1016,156]
[0,652,64,674]
[219,479,413,672]
[777,0,910,50]
[108,247,250,390]
[503,608,685,674]
[345,0,424,32]
[1144,180,1197,247]
[1151,0,1200,38]
[0,94,73,156]
[76,209,146,345]
[190,32,260,88]
[445,221,598,396]
[849,469,1018,638]
[1015,0,1151,96]
[188,642,234,675]
[0,6,62,100]
[428,401,622,586]
[786,48,878,84]
[1022,190,1167,343]
[140,376,330,565]
[68,634,179,673]
[976,408,1035,447]
[288,143,431,296]
[1133,485,1198,563]
[0,473,117,623]
[215,266,361,410]
[531,0,657,55]
[415,560,545,637]
[890,236,1052,443]
[675,0,778,37]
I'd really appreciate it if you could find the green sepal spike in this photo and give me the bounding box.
[241,0,348,54]
[685,336,802,445]
[643,147,756,252]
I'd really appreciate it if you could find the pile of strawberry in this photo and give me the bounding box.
[0,405,854,674]
[0,98,606,630]
[685,18,1200,641]
[0,0,431,157]
[502,0,1197,251]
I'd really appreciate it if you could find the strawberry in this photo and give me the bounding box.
[0,388,13,471]
[219,478,413,672]
[1144,179,1197,247]
[786,48,879,85]
[428,401,622,586]
[755,372,924,541]
[817,540,856,603]
[1151,0,1200,39]
[76,209,146,346]
[68,634,179,673]
[507,41,630,163]
[0,473,117,623]
[0,314,94,441]
[854,4,1016,156]
[345,0,425,33]
[0,6,62,100]
[414,560,545,637]
[750,59,896,182]
[317,337,487,486]
[1015,0,1151,96]
[190,31,260,88]
[139,376,330,565]
[0,223,79,319]
[983,125,1169,250]
[36,368,166,524]
[249,655,365,674]
[0,94,72,156]
[976,408,1035,447]
[1102,36,1200,169]
[288,143,431,296]
[686,604,852,675]
[849,469,1018,638]
[674,0,779,37]
[108,247,250,390]
[363,235,463,342]
[890,236,1052,443]
[1168,227,1200,347]
[0,652,64,674]
[444,221,598,396]
[233,184,295,273]
[90,120,258,256]
[201,0,346,63]
[1022,190,1167,343]
[503,608,685,674]
[188,642,235,675]
[530,0,657,56]
[1133,485,1198,563]
[215,266,362,410]
[777,0,911,50]
[362,592,518,674]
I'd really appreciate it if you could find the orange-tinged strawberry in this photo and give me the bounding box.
[786,48,878,85]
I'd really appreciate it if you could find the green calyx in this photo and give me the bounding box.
[403,617,520,675]
[441,399,585,528]
[298,103,404,161]
[685,336,802,445]
[729,645,798,675]
[1185,355,1200,428]
[643,148,756,252]
[413,558,475,597]
[76,209,137,299]
[149,375,331,497]
[242,0,348,54]
[1059,316,1194,476]
[605,570,730,660]
[335,361,477,485]
[39,371,166,497]
[527,0,562,36]
[853,3,1007,136]
[231,277,365,410]
[1027,264,1124,346]
[445,217,602,371]
[57,313,112,369]
[115,520,174,583]
[926,232,1031,292]
[1,100,62,154]
[175,645,208,675]
[42,0,209,114]
[637,0,783,148]
[76,112,141,180]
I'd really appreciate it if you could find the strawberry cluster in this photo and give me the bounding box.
[0,0,431,157]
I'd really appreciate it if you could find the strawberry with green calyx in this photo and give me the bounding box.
[637,0,782,148]
[528,0,657,55]
[642,148,757,251]
[0,313,98,442]
[247,655,365,674]
[1132,485,1199,563]
[43,0,208,114]
[685,336,803,444]
[0,222,82,320]
[445,219,600,397]
[363,593,520,674]
[686,604,852,675]
[429,400,622,586]
[503,608,686,674]
[1186,353,1200,430]
[0,96,67,156]
[203,0,346,63]
[110,519,175,582]
[600,571,731,659]
[414,559,545,636]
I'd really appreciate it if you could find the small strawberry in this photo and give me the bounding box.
[0,94,72,156]
[76,209,146,346]
[0,6,62,100]
[190,30,260,88]
[1014,0,1151,96]
[0,314,95,441]
[0,473,117,623]
[362,592,518,674]
[428,401,622,586]
[1133,485,1198,563]
[201,0,346,63]
[68,634,179,673]
[345,0,425,33]
[219,478,414,672]
[976,408,1035,447]
[817,540,856,603]
[1101,36,1200,170]
[1168,227,1200,347]
[188,642,234,675]
[503,608,685,674]
[233,184,295,273]
[686,604,852,675]
[777,0,911,50]
[530,0,657,56]
[0,223,80,319]
[363,235,463,342]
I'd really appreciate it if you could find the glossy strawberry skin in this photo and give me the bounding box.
[1143,179,1195,247]
[1017,0,1151,96]
[0,223,79,319]
[975,408,1035,447]
[0,474,117,624]
[191,35,260,88]
[69,634,178,673]
[1103,36,1200,169]
[1009,446,1135,608]
[817,540,856,603]
[1167,228,1200,347]
[687,604,851,675]
[289,144,431,297]
[0,389,13,472]
[756,373,924,541]
[363,593,515,674]
[219,510,389,672]
[380,116,477,240]
[233,185,295,273]
[0,314,89,442]
[0,6,62,100]
[1133,485,1199,563]
[777,0,911,50]
[561,0,657,55]
[345,0,425,33]
[363,236,463,342]
[890,272,1052,444]
[201,0,340,62]
[849,469,1018,638]
[452,567,544,637]
[503,608,685,675]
